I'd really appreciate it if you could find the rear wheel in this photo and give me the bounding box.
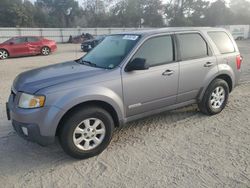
[59,106,114,159]
[0,49,8,60]
[198,79,229,115]
[41,46,50,56]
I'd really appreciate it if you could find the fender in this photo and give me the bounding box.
[42,85,124,135]
[197,63,235,101]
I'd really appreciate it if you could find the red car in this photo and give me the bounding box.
[0,36,57,60]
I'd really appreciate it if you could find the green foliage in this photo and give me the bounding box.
[0,0,249,27]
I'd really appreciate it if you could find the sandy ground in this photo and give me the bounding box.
[0,42,249,187]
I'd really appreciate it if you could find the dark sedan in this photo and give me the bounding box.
[81,35,106,52]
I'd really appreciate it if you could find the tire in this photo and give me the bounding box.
[0,49,9,60]
[41,46,50,56]
[198,79,229,115]
[59,106,114,159]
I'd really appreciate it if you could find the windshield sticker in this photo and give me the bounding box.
[123,35,139,40]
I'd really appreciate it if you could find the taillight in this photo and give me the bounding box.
[236,55,242,70]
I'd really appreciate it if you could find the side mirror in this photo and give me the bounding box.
[125,58,149,72]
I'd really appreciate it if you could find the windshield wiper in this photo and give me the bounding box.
[76,59,97,67]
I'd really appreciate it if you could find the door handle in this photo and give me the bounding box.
[204,62,214,67]
[162,69,174,76]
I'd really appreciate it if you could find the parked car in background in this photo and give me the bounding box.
[0,36,57,60]
[81,35,106,52]
[68,33,94,44]
[7,28,242,159]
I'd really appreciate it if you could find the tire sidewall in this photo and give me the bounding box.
[205,79,229,115]
[60,107,114,159]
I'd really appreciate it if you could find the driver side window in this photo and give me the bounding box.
[13,37,27,44]
[132,35,174,67]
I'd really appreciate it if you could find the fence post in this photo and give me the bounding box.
[18,28,21,36]
[40,28,43,37]
[60,28,63,43]
[95,28,97,36]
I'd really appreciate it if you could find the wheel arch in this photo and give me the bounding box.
[0,48,10,56]
[216,74,233,92]
[56,100,121,136]
[198,73,233,102]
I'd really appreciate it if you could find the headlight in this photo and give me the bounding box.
[18,93,45,109]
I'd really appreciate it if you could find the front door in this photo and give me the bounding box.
[122,35,179,117]
[10,37,29,56]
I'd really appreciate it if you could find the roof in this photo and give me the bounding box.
[120,27,226,36]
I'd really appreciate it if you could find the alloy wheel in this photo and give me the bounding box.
[0,50,8,59]
[210,86,225,109]
[73,118,106,151]
[41,47,50,55]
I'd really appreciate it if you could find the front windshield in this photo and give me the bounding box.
[78,34,140,69]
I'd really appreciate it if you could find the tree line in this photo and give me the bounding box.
[0,0,250,28]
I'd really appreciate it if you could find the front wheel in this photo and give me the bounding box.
[59,106,114,159]
[198,79,229,115]
[41,46,50,56]
[0,49,8,60]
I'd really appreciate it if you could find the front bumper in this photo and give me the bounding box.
[50,44,57,52]
[12,120,54,146]
[7,92,65,146]
[81,44,92,52]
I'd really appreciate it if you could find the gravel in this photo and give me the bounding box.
[0,42,249,187]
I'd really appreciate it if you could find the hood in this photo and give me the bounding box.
[13,61,106,93]
[0,43,6,46]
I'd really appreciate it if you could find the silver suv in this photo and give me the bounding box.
[6,28,242,159]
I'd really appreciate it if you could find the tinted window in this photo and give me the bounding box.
[27,37,40,42]
[178,33,208,60]
[13,37,27,44]
[132,35,173,67]
[208,31,235,54]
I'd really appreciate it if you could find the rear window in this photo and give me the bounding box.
[177,33,209,60]
[208,31,235,54]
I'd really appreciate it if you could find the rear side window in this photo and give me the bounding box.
[27,37,40,42]
[177,33,209,60]
[208,31,235,54]
[132,35,174,67]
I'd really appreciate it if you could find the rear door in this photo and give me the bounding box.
[27,37,42,54]
[9,37,29,56]
[122,34,179,117]
[176,32,218,103]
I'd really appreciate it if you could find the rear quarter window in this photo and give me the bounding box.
[208,31,235,54]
